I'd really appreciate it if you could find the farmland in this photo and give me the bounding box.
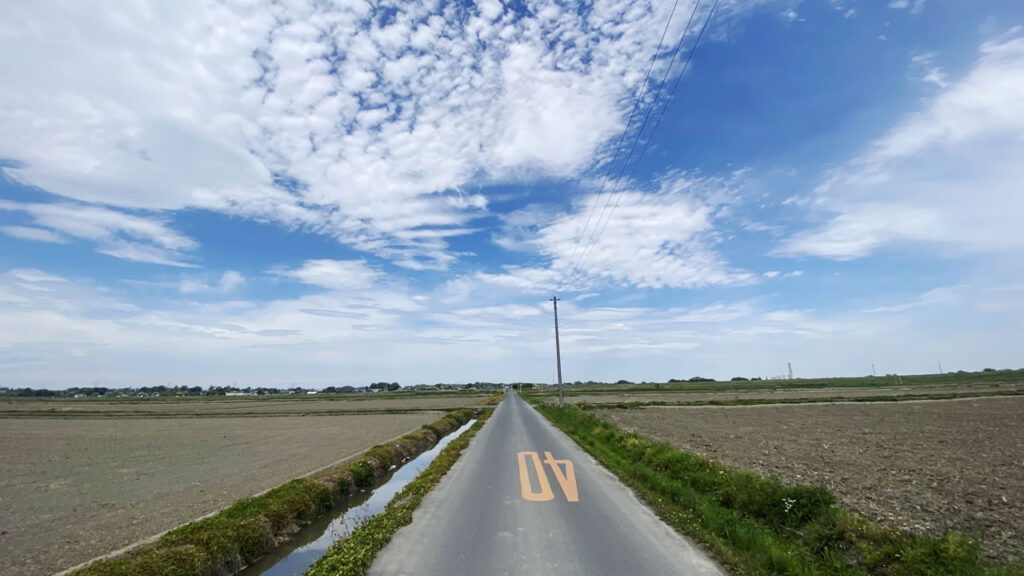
[0,391,493,418]
[596,396,1024,564]
[531,369,1024,406]
[0,394,484,576]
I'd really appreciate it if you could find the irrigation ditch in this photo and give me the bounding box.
[242,417,478,576]
[65,407,489,576]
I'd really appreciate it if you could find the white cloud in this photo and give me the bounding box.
[0,226,67,244]
[0,0,740,270]
[493,42,623,176]
[778,29,1024,260]
[910,52,948,88]
[2,262,1022,387]
[7,269,68,286]
[888,0,926,14]
[180,271,246,295]
[270,259,382,292]
[0,200,198,266]
[479,173,755,293]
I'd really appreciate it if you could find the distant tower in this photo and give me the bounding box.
[787,362,794,380]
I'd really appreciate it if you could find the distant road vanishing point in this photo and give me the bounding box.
[369,391,723,576]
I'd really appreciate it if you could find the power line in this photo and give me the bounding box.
[563,0,720,293]
[566,0,717,292]
[555,0,685,293]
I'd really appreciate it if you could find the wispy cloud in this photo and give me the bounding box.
[0,225,67,244]
[180,271,246,295]
[0,200,198,266]
[778,29,1024,260]
[270,259,382,292]
[479,172,756,293]
[888,0,926,14]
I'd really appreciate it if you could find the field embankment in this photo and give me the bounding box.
[0,406,457,576]
[596,396,1024,564]
[63,408,479,576]
[534,400,1024,576]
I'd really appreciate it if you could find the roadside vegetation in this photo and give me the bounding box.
[532,402,1024,576]
[70,408,478,576]
[304,409,492,576]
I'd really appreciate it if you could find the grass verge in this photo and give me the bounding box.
[70,408,478,576]
[304,409,492,576]
[532,402,1023,576]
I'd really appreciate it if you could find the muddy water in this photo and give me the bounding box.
[239,418,477,576]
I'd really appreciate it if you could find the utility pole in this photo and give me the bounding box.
[550,296,564,408]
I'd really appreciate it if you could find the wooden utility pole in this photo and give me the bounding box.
[551,296,564,408]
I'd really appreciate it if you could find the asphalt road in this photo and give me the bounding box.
[369,391,722,576]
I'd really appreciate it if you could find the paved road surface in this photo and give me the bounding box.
[369,392,722,576]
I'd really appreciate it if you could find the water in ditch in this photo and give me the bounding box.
[239,418,477,576]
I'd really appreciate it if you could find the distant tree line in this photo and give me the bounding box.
[0,381,513,397]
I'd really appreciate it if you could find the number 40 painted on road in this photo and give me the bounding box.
[517,451,579,502]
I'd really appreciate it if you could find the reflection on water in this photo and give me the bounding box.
[240,418,477,576]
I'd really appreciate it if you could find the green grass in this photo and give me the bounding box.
[71,408,478,576]
[304,410,492,576]
[531,402,1024,576]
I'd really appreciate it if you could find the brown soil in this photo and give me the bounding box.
[0,412,441,576]
[553,382,1024,405]
[597,397,1024,564]
[0,393,491,416]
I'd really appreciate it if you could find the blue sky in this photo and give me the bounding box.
[2,0,1023,388]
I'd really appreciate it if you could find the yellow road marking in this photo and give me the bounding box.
[517,451,554,501]
[517,451,578,502]
[543,451,579,502]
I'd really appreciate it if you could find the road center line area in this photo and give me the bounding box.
[368,392,723,576]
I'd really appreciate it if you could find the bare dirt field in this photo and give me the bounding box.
[0,393,492,417]
[546,382,1024,405]
[597,396,1024,564]
[0,411,442,576]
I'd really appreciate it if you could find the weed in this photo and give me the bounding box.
[533,403,1023,576]
[304,411,492,576]
[349,461,376,488]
